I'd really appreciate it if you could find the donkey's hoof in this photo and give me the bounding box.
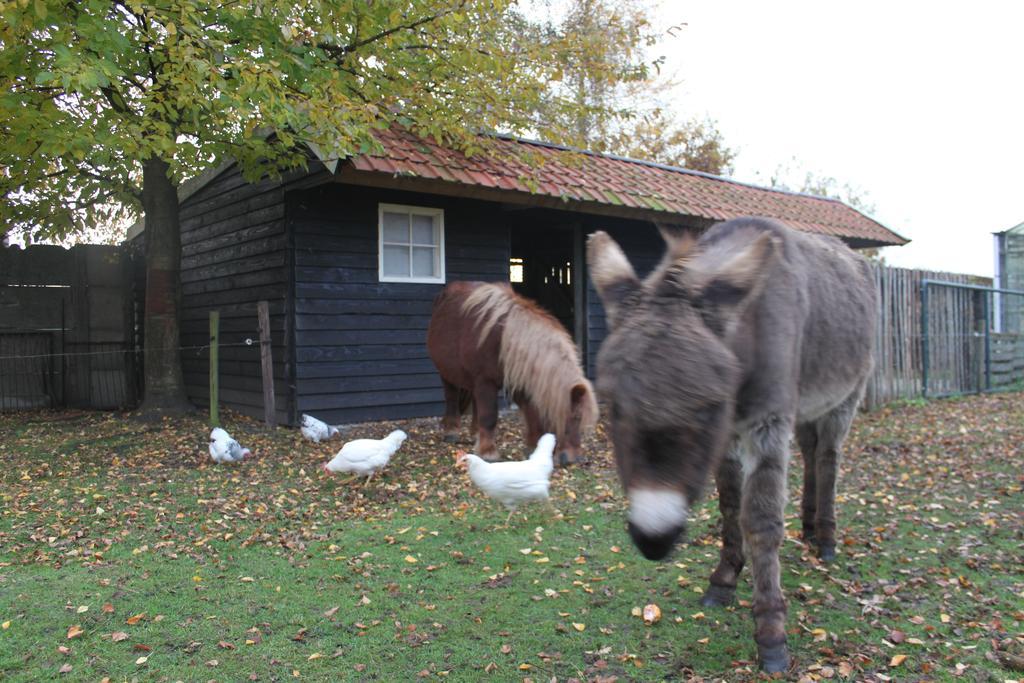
[757,643,789,674]
[442,434,460,444]
[699,584,736,608]
[817,544,837,563]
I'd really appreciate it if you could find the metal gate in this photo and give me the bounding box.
[921,279,1024,397]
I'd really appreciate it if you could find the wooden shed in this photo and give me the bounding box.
[128,129,907,425]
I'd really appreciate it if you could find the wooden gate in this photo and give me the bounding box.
[0,244,139,410]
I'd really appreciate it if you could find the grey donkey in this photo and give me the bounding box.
[587,217,876,673]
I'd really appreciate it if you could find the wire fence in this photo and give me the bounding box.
[0,336,257,413]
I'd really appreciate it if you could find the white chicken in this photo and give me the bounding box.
[323,429,407,483]
[209,427,251,463]
[300,413,340,443]
[457,433,556,524]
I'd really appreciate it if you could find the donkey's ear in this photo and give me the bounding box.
[656,223,697,260]
[587,231,639,327]
[693,232,779,337]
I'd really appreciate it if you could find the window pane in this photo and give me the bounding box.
[412,247,436,278]
[509,258,524,283]
[411,214,435,245]
[382,245,410,277]
[382,212,409,243]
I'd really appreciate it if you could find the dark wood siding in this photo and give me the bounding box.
[178,164,292,423]
[290,184,510,424]
[584,219,664,377]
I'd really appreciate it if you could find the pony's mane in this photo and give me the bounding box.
[461,283,598,440]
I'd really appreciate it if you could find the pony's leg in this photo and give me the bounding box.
[470,394,480,438]
[812,391,860,563]
[473,380,500,461]
[517,396,547,458]
[703,443,745,608]
[740,415,793,674]
[795,423,819,546]
[441,380,463,443]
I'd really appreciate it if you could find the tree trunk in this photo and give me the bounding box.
[138,156,192,416]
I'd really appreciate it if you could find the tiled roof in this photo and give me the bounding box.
[346,128,907,246]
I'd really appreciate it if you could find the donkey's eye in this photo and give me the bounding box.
[693,403,721,426]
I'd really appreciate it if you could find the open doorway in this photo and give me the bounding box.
[509,224,576,338]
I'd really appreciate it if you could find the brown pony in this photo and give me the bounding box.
[427,281,598,465]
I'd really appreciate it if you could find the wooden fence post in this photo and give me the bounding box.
[257,300,276,428]
[209,310,219,428]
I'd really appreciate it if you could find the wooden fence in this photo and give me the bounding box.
[862,263,1022,409]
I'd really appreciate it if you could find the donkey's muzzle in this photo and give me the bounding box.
[627,521,685,561]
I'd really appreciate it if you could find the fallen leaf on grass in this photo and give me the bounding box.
[58,664,72,674]
[890,654,907,667]
[572,623,586,632]
[125,613,145,625]
[642,604,661,625]
[111,631,128,642]
[135,656,148,665]
[218,640,236,650]
[66,625,83,639]
[324,606,340,618]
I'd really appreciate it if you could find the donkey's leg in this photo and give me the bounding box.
[473,380,501,461]
[703,444,745,608]
[795,423,819,546]
[441,381,463,443]
[812,391,860,563]
[740,415,793,674]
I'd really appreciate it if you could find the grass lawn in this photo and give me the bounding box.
[1,393,1022,682]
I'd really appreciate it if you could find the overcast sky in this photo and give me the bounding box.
[658,1,1023,278]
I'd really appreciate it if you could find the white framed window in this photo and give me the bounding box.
[378,203,445,284]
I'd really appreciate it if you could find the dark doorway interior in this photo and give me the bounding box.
[509,223,575,338]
